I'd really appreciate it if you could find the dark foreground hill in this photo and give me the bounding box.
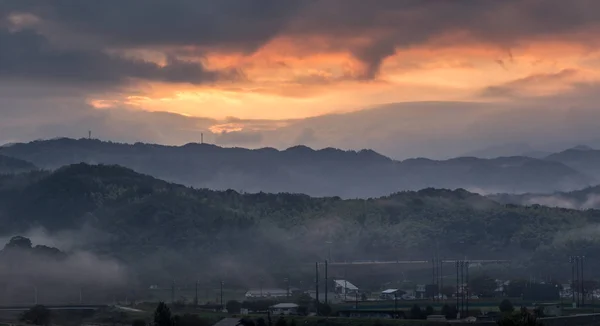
[0,138,593,197]
[0,164,599,283]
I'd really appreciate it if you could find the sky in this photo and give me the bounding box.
[3,1,600,159]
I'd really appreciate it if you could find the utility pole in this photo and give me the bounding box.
[220,281,224,310]
[465,261,470,317]
[570,256,576,307]
[171,280,175,303]
[325,260,328,304]
[439,259,446,302]
[575,256,580,307]
[260,279,264,297]
[581,256,585,307]
[79,287,83,304]
[455,261,459,317]
[284,277,290,298]
[315,262,319,315]
[195,280,199,306]
[34,285,38,305]
[432,255,436,302]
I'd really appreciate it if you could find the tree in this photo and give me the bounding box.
[237,318,255,326]
[255,317,267,326]
[441,304,457,319]
[499,299,515,313]
[295,293,312,306]
[361,293,368,301]
[275,317,287,326]
[506,280,528,298]
[425,306,435,316]
[470,274,497,297]
[410,304,422,319]
[174,314,210,326]
[226,300,242,314]
[441,286,456,298]
[132,319,146,326]
[5,236,32,250]
[154,302,172,326]
[20,305,51,326]
[290,319,296,326]
[317,303,332,316]
[497,309,541,326]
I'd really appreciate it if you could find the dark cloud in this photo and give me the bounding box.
[3,1,600,80]
[0,29,239,86]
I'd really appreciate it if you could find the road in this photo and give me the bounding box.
[0,305,106,311]
[324,259,510,266]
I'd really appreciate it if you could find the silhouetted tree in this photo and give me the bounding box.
[5,236,32,250]
[275,317,287,326]
[237,318,255,326]
[226,300,242,314]
[441,304,457,319]
[425,306,435,316]
[410,304,422,319]
[20,305,51,326]
[132,319,146,326]
[499,299,515,313]
[154,302,172,326]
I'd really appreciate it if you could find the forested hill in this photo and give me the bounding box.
[0,138,593,197]
[0,154,37,174]
[0,163,599,281]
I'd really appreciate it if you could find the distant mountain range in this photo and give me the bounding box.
[0,138,598,197]
[462,142,552,159]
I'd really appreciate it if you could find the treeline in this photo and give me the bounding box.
[0,164,599,281]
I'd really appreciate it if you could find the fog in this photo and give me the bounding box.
[0,227,129,305]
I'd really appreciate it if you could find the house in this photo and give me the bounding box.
[269,303,299,315]
[245,288,290,298]
[380,289,405,300]
[415,284,426,299]
[334,279,359,296]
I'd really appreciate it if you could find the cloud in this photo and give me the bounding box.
[480,69,580,98]
[214,130,263,146]
[4,1,600,80]
[0,29,240,87]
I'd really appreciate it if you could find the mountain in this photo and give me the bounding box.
[462,143,550,159]
[0,163,599,283]
[545,146,600,179]
[0,154,37,174]
[0,138,593,197]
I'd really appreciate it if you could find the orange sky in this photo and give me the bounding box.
[88,37,600,121]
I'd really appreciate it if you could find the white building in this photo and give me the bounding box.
[334,279,359,295]
[269,303,299,315]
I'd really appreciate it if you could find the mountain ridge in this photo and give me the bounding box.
[0,163,598,282]
[0,138,594,197]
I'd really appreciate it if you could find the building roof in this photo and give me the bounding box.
[245,288,288,296]
[270,303,299,309]
[333,279,358,290]
[381,289,399,294]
